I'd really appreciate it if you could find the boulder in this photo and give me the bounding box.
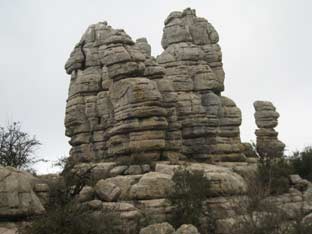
[95,179,121,201]
[140,222,175,234]
[175,224,200,234]
[130,172,174,199]
[0,166,45,218]
[78,186,95,202]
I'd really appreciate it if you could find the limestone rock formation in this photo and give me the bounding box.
[253,101,285,157]
[0,166,46,219]
[60,8,312,234]
[64,8,245,164]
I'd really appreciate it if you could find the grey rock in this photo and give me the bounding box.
[95,179,121,201]
[140,222,175,234]
[175,224,200,234]
[253,101,285,157]
[78,186,95,202]
[0,166,45,218]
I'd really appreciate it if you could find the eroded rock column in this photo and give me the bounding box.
[254,101,285,157]
[157,8,244,161]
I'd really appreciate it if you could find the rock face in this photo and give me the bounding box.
[64,8,245,164]
[253,101,285,157]
[0,166,46,219]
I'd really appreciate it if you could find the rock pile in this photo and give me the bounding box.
[253,101,285,157]
[64,8,245,164]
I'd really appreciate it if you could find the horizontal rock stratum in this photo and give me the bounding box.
[64,8,244,164]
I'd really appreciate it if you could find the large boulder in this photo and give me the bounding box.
[175,224,200,234]
[0,166,45,219]
[140,222,175,234]
[95,179,121,201]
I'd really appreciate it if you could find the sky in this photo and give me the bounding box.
[0,0,311,173]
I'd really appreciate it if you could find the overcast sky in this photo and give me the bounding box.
[0,0,311,173]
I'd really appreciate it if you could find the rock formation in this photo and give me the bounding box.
[64,8,244,165]
[253,101,285,157]
[60,7,312,234]
[0,166,47,219]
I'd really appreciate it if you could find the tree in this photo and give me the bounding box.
[169,165,215,233]
[0,122,42,169]
[290,146,312,182]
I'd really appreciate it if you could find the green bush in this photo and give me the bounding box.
[21,201,121,234]
[169,165,215,233]
[20,158,122,234]
[290,147,312,182]
[257,156,293,195]
[234,169,312,234]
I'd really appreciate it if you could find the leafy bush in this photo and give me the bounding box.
[290,147,312,182]
[257,156,293,195]
[169,165,214,233]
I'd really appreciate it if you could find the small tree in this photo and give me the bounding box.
[0,122,41,169]
[257,156,293,195]
[169,165,214,233]
[290,147,312,182]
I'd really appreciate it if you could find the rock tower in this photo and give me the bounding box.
[64,8,244,164]
[254,101,285,157]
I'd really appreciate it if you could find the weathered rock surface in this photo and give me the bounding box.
[175,224,200,234]
[64,8,245,165]
[139,222,200,234]
[95,179,121,201]
[0,166,46,219]
[58,7,312,234]
[140,222,175,234]
[253,101,285,157]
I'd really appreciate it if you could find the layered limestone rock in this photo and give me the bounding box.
[69,160,312,234]
[253,101,285,157]
[60,8,312,234]
[64,8,245,164]
[0,166,47,219]
[65,22,168,163]
[157,8,243,161]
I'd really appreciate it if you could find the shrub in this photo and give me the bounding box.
[257,156,293,195]
[233,157,311,234]
[169,165,215,233]
[290,147,312,182]
[21,158,122,234]
[21,201,121,234]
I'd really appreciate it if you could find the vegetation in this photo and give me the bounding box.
[233,147,312,234]
[290,146,312,182]
[21,159,121,234]
[0,122,43,170]
[257,156,293,195]
[169,165,215,233]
